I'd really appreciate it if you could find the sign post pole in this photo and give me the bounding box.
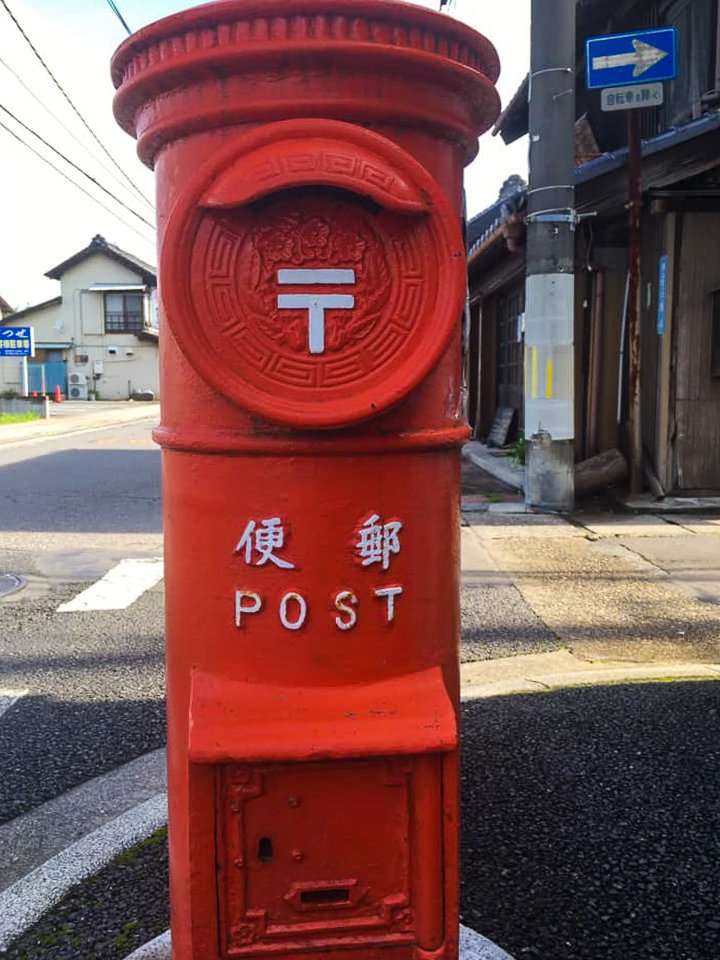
[585,25,677,496]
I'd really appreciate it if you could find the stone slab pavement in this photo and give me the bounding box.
[463,509,720,665]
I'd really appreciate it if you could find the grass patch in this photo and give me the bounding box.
[0,412,41,425]
[115,825,168,866]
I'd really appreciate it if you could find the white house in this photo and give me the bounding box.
[1,235,159,400]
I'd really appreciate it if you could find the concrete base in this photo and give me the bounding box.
[126,927,516,960]
[525,437,574,513]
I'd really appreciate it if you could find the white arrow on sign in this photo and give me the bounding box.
[592,39,669,78]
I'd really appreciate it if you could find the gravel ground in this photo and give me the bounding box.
[3,829,169,960]
[461,681,720,960]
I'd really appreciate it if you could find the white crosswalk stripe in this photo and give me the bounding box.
[0,690,28,721]
[57,558,164,613]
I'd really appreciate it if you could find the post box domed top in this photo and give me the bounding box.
[112,0,501,168]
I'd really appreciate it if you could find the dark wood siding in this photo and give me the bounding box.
[673,213,720,490]
[495,285,525,438]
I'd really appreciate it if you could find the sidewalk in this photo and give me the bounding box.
[461,507,720,672]
[0,401,159,447]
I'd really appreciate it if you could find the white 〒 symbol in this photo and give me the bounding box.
[277,268,355,355]
[235,517,295,569]
[355,513,403,571]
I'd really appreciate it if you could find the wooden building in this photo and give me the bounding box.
[468,0,720,494]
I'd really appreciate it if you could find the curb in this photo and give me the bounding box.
[463,441,524,492]
[460,650,720,700]
[0,407,159,449]
[0,794,167,950]
[125,926,516,960]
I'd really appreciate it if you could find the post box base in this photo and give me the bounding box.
[124,926,517,960]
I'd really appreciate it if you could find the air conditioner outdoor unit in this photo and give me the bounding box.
[69,373,83,385]
[69,383,88,400]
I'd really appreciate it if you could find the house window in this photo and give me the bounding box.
[104,293,144,333]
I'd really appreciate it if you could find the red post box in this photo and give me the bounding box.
[112,4,499,959]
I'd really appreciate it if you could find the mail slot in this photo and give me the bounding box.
[112,3,500,959]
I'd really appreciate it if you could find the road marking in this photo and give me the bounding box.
[0,749,166,895]
[0,793,167,950]
[0,690,28,721]
[57,558,164,612]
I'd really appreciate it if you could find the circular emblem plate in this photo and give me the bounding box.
[161,120,466,429]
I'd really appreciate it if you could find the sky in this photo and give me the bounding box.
[0,0,530,309]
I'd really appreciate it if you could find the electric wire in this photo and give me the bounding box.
[103,0,132,35]
[0,55,149,210]
[0,0,153,209]
[0,103,154,229]
[0,118,155,245]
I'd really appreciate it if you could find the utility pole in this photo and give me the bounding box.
[524,0,576,513]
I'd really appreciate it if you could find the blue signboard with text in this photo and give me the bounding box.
[0,326,34,357]
[657,255,669,336]
[586,27,678,90]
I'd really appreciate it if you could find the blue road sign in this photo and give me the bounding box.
[0,326,34,357]
[657,255,669,336]
[586,28,678,90]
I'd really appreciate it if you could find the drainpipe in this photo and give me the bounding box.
[627,112,643,494]
[588,268,605,457]
[715,0,720,92]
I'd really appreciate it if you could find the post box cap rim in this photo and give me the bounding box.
[111,0,500,89]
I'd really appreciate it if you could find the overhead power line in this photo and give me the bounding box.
[104,0,132,35]
[0,103,154,229]
[0,118,155,245]
[0,0,153,210]
[0,55,149,211]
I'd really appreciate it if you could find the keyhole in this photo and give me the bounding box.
[257,836,274,862]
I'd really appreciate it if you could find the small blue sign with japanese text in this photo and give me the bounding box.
[586,27,678,90]
[0,326,34,357]
[657,255,669,335]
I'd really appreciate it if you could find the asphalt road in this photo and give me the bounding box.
[461,682,720,960]
[0,421,165,823]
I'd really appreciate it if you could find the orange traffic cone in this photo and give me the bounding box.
[53,384,62,403]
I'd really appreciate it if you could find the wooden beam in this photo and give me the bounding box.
[651,196,720,214]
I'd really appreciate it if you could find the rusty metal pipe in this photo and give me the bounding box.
[627,111,643,495]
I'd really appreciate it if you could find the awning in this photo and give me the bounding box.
[88,283,146,292]
[35,342,71,349]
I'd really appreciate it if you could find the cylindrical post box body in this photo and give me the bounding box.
[112,5,499,959]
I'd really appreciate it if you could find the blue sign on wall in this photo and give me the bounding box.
[586,28,678,90]
[657,255,669,336]
[0,326,34,357]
